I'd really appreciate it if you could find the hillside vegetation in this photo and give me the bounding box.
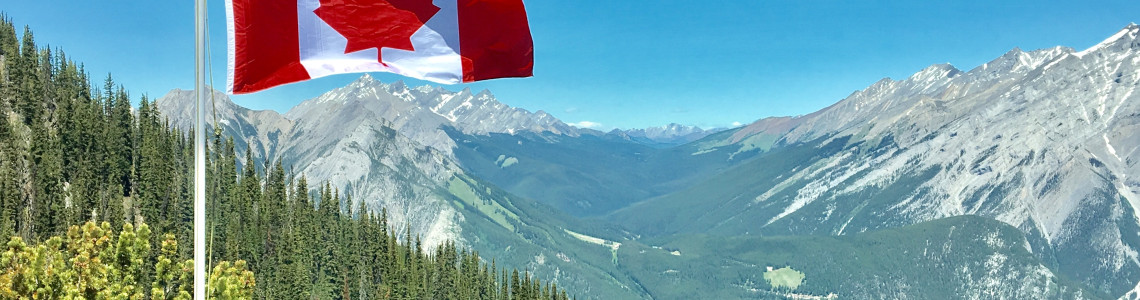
[619,216,1098,299]
[0,15,570,299]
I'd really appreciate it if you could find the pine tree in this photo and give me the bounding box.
[0,16,17,110]
[16,26,40,125]
[0,17,14,240]
[90,76,125,231]
[0,120,12,240]
[213,135,237,261]
[236,148,260,263]
[30,101,63,238]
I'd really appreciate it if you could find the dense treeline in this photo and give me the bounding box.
[0,15,570,299]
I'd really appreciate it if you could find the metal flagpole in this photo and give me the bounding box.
[194,0,208,298]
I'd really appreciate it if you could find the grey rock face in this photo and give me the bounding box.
[284,74,576,157]
[156,75,580,247]
[155,88,294,163]
[156,78,642,299]
[701,24,1140,297]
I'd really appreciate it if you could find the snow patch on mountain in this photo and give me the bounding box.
[707,24,1140,297]
[285,74,576,157]
[1076,23,1139,58]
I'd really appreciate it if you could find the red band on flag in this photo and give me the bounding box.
[229,0,311,94]
[227,0,533,94]
[458,0,534,83]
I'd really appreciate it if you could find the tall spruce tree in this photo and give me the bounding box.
[0,17,12,239]
[16,26,39,125]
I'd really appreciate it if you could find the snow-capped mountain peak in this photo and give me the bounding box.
[622,123,722,147]
[706,23,1140,297]
[1075,23,1139,58]
[284,75,576,156]
[349,72,379,88]
[907,63,961,84]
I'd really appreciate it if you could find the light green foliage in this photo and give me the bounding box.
[0,221,252,299]
[0,236,70,299]
[207,261,254,300]
[152,234,192,300]
[448,175,517,231]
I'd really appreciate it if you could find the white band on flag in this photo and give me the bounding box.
[297,0,463,84]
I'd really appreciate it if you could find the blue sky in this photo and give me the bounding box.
[3,1,1139,130]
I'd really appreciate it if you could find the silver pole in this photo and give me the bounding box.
[193,0,208,298]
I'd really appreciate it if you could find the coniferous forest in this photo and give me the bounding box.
[0,15,570,300]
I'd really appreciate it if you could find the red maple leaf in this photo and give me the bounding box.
[314,0,440,64]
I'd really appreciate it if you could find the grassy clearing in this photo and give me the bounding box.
[494,155,519,168]
[565,229,622,265]
[448,176,517,231]
[501,157,518,168]
[764,266,805,290]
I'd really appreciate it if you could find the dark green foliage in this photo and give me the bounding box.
[610,135,854,237]
[1050,186,1138,298]
[444,126,759,217]
[0,18,571,300]
[0,16,13,242]
[15,26,39,125]
[618,216,1098,299]
[0,19,193,293]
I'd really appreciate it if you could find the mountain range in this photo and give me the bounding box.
[157,23,1140,299]
[613,123,722,148]
[616,23,1140,298]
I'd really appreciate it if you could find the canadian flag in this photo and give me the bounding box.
[225,0,534,94]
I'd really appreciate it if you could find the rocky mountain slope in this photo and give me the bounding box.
[285,75,576,157]
[156,87,645,299]
[156,23,1140,299]
[616,23,1140,298]
[157,75,587,247]
[157,88,293,162]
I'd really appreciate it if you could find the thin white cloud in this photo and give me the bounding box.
[565,107,579,113]
[731,121,743,127]
[569,121,602,129]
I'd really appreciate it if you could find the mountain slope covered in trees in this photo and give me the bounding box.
[0,15,572,300]
[613,24,1140,298]
[158,86,652,299]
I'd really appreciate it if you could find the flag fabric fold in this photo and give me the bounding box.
[225,0,534,94]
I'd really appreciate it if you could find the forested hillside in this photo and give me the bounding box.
[0,15,569,300]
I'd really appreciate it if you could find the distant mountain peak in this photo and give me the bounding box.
[413,84,437,93]
[156,87,242,121]
[621,123,722,147]
[681,24,1140,298]
[1076,23,1140,58]
[389,79,407,89]
[341,74,384,95]
[909,63,961,82]
[282,77,577,155]
[474,89,495,100]
[353,73,377,84]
